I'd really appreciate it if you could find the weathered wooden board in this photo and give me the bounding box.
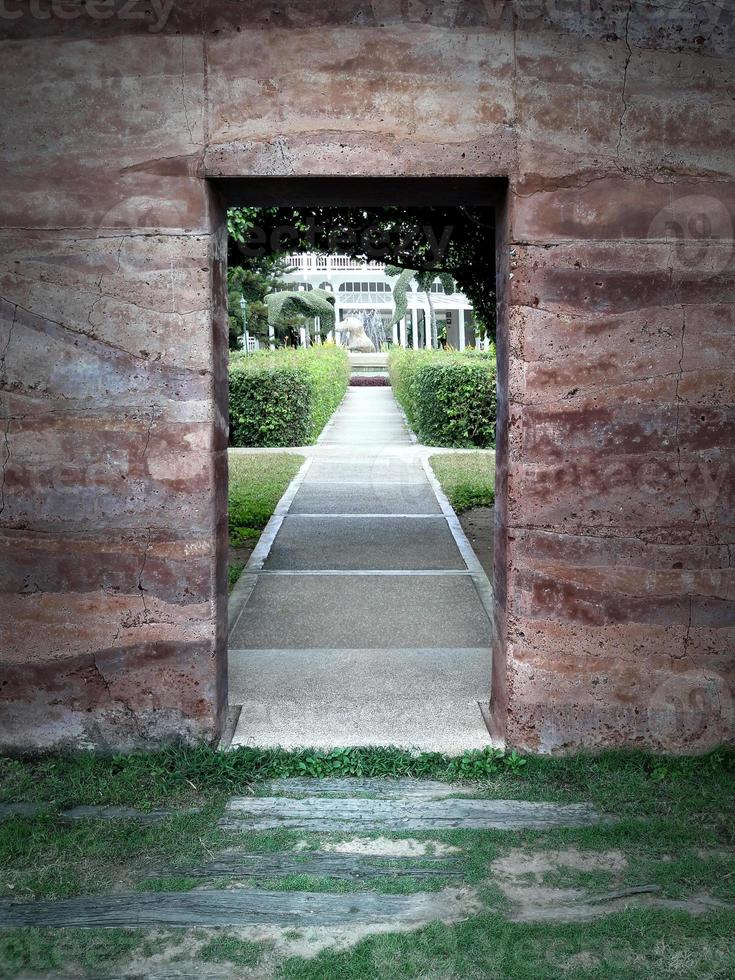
[0,804,197,824]
[62,806,198,823]
[155,851,461,880]
[0,888,463,928]
[219,796,603,832]
[258,778,474,799]
[0,804,39,820]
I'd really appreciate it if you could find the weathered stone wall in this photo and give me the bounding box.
[0,1,732,752]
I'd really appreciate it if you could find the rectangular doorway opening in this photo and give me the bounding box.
[212,177,506,752]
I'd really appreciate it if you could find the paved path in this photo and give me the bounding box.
[228,386,494,752]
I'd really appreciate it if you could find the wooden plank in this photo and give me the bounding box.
[61,806,198,823]
[0,804,39,820]
[0,888,464,928]
[258,778,474,799]
[219,796,603,832]
[154,851,461,880]
[0,804,197,824]
[0,804,198,824]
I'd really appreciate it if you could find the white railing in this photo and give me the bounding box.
[286,253,385,273]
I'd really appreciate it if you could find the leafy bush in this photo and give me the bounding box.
[389,348,497,447]
[229,347,349,447]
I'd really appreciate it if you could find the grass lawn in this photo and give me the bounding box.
[429,451,495,513]
[227,451,305,588]
[0,749,733,977]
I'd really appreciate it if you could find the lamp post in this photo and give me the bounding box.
[239,294,249,353]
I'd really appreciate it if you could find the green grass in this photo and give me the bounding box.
[228,452,305,546]
[2,747,732,815]
[0,749,733,978]
[0,807,227,901]
[0,746,528,810]
[429,451,495,512]
[277,909,735,979]
[0,927,170,977]
[199,934,265,968]
[227,451,304,588]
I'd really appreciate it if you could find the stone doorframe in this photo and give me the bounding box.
[210,175,509,746]
[4,137,730,755]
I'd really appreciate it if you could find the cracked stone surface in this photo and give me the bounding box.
[1,2,733,752]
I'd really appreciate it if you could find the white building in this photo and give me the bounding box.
[281,253,482,350]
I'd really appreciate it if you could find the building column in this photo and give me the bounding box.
[411,307,419,350]
[458,307,466,351]
[399,316,407,348]
[392,321,399,345]
[424,302,433,349]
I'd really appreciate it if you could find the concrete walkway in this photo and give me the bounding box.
[228,386,494,752]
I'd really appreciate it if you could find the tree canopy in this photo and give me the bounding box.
[265,288,336,342]
[226,255,294,349]
[227,206,496,339]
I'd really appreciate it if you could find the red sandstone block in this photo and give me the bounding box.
[512,178,735,244]
[0,639,219,752]
[510,527,732,571]
[205,22,513,150]
[520,405,735,461]
[0,589,214,662]
[0,35,204,165]
[509,454,733,530]
[509,242,735,315]
[0,531,213,607]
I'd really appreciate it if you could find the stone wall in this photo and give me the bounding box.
[0,1,732,752]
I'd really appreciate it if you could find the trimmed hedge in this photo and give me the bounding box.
[388,348,497,448]
[229,347,349,447]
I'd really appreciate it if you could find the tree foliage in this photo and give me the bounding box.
[385,267,458,347]
[385,267,415,325]
[226,256,293,349]
[227,206,496,339]
[265,288,336,345]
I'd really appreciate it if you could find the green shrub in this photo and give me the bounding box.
[229,347,349,447]
[388,348,496,448]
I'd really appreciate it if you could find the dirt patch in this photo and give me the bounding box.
[252,885,481,959]
[122,886,481,973]
[490,848,729,923]
[459,506,494,579]
[492,848,628,883]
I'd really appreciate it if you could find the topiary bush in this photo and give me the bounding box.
[389,348,496,447]
[229,347,349,447]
